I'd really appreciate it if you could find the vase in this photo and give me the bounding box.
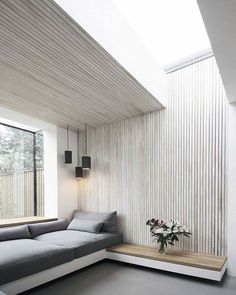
[159,243,166,255]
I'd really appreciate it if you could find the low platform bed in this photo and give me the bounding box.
[0,212,227,295]
[0,210,122,295]
[1,250,107,295]
[1,244,227,294]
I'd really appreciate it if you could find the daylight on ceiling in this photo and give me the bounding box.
[55,0,211,67]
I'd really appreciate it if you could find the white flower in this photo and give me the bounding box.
[179,226,184,233]
[155,228,163,234]
[173,227,178,233]
[166,222,172,228]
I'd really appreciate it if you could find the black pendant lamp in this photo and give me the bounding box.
[65,125,72,164]
[75,166,83,179]
[75,129,83,179]
[82,124,91,170]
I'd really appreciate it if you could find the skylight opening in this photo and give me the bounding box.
[55,0,211,68]
[112,0,211,66]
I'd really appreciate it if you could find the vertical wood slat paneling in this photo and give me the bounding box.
[78,56,227,255]
[0,169,44,218]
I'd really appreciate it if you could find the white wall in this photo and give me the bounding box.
[228,103,236,276]
[42,126,58,218]
[197,1,236,275]
[57,127,78,220]
[55,0,167,105]
[197,0,236,104]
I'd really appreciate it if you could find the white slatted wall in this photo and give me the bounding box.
[78,56,227,255]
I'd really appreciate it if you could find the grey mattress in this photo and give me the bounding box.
[0,239,74,285]
[35,230,123,258]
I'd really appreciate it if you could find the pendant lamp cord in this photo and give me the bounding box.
[67,125,69,150]
[77,129,80,165]
[85,123,88,155]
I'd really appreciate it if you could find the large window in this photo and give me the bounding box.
[0,123,44,219]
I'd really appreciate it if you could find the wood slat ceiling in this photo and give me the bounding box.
[0,0,164,130]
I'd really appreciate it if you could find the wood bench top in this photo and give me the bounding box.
[0,217,57,228]
[107,243,227,271]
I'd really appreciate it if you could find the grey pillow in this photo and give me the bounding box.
[67,219,103,233]
[29,219,68,238]
[0,225,31,241]
[73,210,117,233]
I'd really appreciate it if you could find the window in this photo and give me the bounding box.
[0,123,44,219]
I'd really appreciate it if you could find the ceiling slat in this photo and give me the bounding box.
[0,0,164,129]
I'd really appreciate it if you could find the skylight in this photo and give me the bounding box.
[112,0,211,66]
[55,0,211,67]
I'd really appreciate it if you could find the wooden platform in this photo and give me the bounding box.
[0,217,57,228]
[106,243,227,281]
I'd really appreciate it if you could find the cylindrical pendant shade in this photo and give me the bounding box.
[75,166,83,179]
[82,156,91,170]
[64,150,72,164]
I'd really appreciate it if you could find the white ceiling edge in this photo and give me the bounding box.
[0,117,39,132]
[0,107,55,133]
[54,0,167,106]
[197,0,236,104]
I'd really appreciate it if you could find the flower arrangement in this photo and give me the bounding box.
[146,219,191,255]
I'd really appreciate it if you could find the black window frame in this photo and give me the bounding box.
[0,122,42,216]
